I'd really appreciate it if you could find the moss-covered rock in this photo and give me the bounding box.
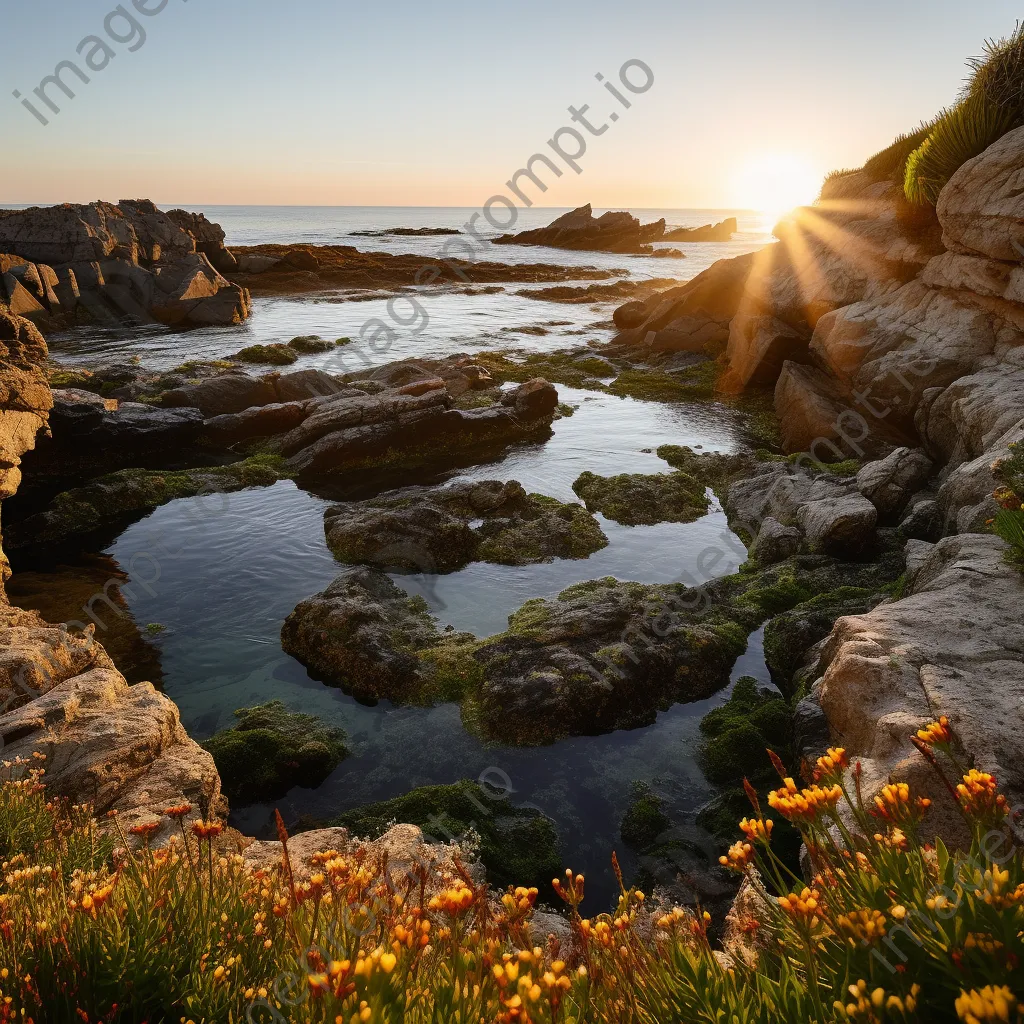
[6,454,292,549]
[323,480,607,574]
[607,364,720,403]
[203,701,348,804]
[473,350,614,390]
[230,344,299,366]
[698,677,792,784]
[620,783,671,850]
[330,780,561,892]
[288,335,336,353]
[572,470,710,526]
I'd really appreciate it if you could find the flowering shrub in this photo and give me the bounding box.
[0,719,1021,1022]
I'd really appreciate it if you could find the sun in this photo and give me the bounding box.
[733,153,822,227]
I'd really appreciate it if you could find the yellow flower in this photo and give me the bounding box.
[956,985,1017,1024]
[956,770,1008,820]
[719,841,755,873]
[835,908,887,944]
[916,716,953,746]
[814,747,849,781]
[739,817,773,844]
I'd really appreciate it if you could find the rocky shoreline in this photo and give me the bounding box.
[1,123,1022,935]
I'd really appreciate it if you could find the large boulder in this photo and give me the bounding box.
[816,534,1024,842]
[796,492,878,556]
[280,379,558,478]
[0,605,223,845]
[611,252,756,349]
[936,125,1024,261]
[855,447,933,521]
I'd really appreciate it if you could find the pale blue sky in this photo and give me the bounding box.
[1,0,1020,207]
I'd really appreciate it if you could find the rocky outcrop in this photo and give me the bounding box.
[571,469,711,526]
[611,253,756,354]
[0,201,249,328]
[5,456,290,551]
[492,204,677,256]
[0,303,224,845]
[283,552,902,744]
[0,305,51,581]
[816,533,1024,839]
[277,377,558,478]
[935,125,1024,261]
[323,479,607,573]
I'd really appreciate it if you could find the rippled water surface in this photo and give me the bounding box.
[18,207,777,907]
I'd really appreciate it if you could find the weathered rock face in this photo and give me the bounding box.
[492,204,672,255]
[855,447,933,522]
[935,125,1024,261]
[0,201,249,328]
[816,534,1024,838]
[0,307,225,844]
[611,252,756,352]
[323,479,607,573]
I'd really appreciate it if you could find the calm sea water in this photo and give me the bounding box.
[17,206,776,908]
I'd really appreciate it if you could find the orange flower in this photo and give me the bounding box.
[739,817,773,844]
[129,821,160,839]
[163,803,193,819]
[777,887,821,928]
[768,779,842,824]
[835,908,887,944]
[813,747,849,782]
[956,770,1007,821]
[191,819,224,839]
[916,717,953,746]
[719,841,755,873]
[871,783,930,824]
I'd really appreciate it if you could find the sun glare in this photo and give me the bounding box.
[734,153,822,227]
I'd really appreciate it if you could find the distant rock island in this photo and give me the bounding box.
[492,204,684,256]
[351,227,462,237]
[663,217,737,242]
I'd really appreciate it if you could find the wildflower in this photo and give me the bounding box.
[956,770,1008,821]
[739,817,773,844]
[191,819,223,839]
[428,885,474,915]
[128,821,160,839]
[777,887,821,929]
[871,783,930,824]
[814,747,849,782]
[768,779,842,824]
[955,985,1017,1024]
[835,908,887,944]
[163,803,193,819]
[916,716,953,746]
[719,841,755,873]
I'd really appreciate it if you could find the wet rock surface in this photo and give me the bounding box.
[324,479,607,573]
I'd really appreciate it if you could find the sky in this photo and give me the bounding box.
[0,0,1020,210]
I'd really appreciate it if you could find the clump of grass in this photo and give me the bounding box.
[0,716,1021,1021]
[905,24,1024,205]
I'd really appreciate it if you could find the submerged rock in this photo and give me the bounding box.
[324,479,607,573]
[571,469,710,526]
[5,455,291,550]
[202,701,347,804]
[329,780,561,892]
